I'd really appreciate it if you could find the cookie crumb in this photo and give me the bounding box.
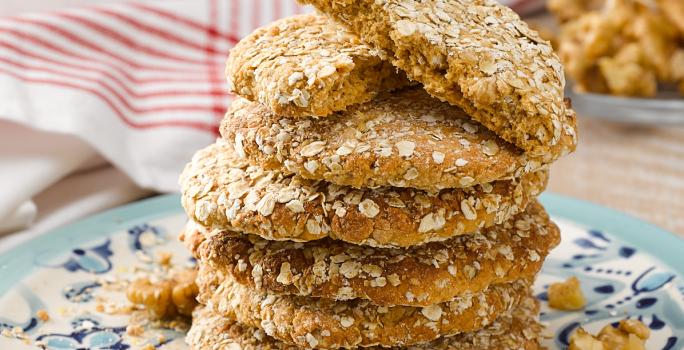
[157,251,173,266]
[126,324,144,337]
[36,309,50,322]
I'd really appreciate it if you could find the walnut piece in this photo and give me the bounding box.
[569,319,650,350]
[548,276,586,311]
[548,0,603,23]
[551,0,684,97]
[569,327,605,350]
[127,268,198,319]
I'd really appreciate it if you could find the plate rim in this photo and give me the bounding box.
[541,193,684,275]
[0,193,682,295]
[0,195,180,296]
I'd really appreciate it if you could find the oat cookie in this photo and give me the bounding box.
[184,201,559,307]
[226,14,410,117]
[298,0,578,158]
[180,140,548,247]
[197,265,531,349]
[187,296,542,350]
[221,88,563,191]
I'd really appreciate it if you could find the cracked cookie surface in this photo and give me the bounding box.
[182,201,559,307]
[226,14,410,117]
[298,0,578,158]
[180,140,548,247]
[221,88,562,192]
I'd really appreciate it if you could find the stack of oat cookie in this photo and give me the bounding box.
[180,1,578,349]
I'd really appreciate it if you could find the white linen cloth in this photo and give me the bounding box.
[0,0,307,244]
[0,0,544,247]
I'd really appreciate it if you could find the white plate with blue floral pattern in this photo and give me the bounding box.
[0,194,682,350]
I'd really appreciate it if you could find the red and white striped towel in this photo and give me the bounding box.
[0,0,310,235]
[0,0,308,192]
[0,0,543,235]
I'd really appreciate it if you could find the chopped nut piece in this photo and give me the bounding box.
[126,268,198,319]
[599,324,628,349]
[548,276,586,311]
[551,0,684,97]
[569,327,606,350]
[619,319,650,340]
[569,319,650,350]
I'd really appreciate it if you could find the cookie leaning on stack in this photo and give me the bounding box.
[298,0,577,159]
[180,2,577,349]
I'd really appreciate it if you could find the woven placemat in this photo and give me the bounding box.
[549,118,684,236]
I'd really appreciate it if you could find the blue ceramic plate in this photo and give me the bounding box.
[0,194,682,349]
